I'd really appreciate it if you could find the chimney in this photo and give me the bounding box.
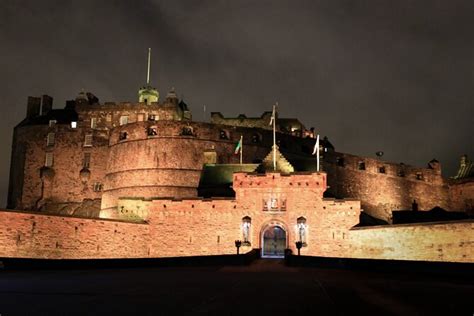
[26,96,41,118]
[41,95,53,115]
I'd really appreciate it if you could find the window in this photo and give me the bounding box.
[397,169,405,177]
[296,217,307,246]
[147,127,158,136]
[358,161,366,170]
[83,153,91,168]
[378,166,386,174]
[47,133,55,146]
[49,120,57,127]
[106,113,112,122]
[219,130,229,140]
[416,172,423,180]
[93,182,103,192]
[242,216,251,246]
[119,116,129,126]
[148,114,156,121]
[119,131,128,141]
[90,118,97,129]
[84,134,93,147]
[71,121,77,129]
[137,113,145,122]
[45,153,53,167]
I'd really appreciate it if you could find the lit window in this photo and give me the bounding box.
[242,216,251,246]
[90,118,97,129]
[49,120,57,127]
[120,116,129,126]
[296,217,307,246]
[83,153,91,168]
[47,133,55,146]
[84,134,93,147]
[71,121,77,129]
[45,153,53,167]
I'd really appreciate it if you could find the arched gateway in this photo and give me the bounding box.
[261,224,287,258]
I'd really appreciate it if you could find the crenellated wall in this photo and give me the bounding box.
[325,152,451,221]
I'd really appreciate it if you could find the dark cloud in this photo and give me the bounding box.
[0,0,473,207]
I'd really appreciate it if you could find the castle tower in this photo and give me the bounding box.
[138,48,159,105]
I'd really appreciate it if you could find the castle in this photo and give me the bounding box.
[1,51,473,262]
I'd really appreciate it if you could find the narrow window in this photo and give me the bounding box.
[90,118,97,129]
[47,133,55,146]
[358,161,366,170]
[93,182,103,192]
[83,153,91,168]
[84,134,93,147]
[242,216,251,246]
[71,121,77,129]
[119,116,129,126]
[45,153,53,167]
[297,217,307,246]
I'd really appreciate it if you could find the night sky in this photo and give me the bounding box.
[1,0,473,208]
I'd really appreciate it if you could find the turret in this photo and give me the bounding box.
[138,48,159,105]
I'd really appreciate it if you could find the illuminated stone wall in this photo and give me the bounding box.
[0,172,472,262]
[325,152,452,221]
[348,220,474,263]
[0,210,150,259]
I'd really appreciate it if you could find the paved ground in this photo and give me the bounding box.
[0,259,472,315]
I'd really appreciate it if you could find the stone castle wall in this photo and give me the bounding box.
[324,152,451,221]
[0,174,472,263]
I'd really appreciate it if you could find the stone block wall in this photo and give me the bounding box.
[348,220,474,262]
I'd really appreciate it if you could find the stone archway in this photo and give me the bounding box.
[261,224,287,258]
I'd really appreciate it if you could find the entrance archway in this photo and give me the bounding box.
[262,225,287,258]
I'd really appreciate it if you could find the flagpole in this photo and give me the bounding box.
[240,135,243,165]
[316,134,320,172]
[272,103,277,171]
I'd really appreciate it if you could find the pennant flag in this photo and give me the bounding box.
[234,137,242,155]
[312,134,319,155]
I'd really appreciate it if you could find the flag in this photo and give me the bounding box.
[234,137,242,155]
[312,134,320,155]
[269,105,275,126]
